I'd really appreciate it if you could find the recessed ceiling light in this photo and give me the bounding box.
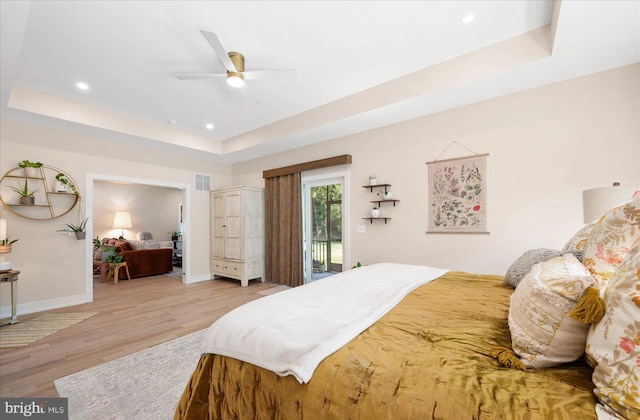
[462,14,475,24]
[167,120,177,125]
[76,82,89,91]
[206,123,214,130]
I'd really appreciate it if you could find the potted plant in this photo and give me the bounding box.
[99,245,118,282]
[369,175,378,185]
[105,252,124,265]
[169,230,180,241]
[18,160,43,177]
[0,237,18,254]
[377,190,393,200]
[54,173,78,194]
[65,217,89,240]
[93,236,101,249]
[9,180,38,205]
[371,206,381,218]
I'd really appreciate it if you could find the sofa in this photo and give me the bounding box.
[95,238,173,279]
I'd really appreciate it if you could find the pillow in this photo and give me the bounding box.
[145,241,161,249]
[114,240,133,251]
[504,248,583,288]
[136,231,154,241]
[586,244,640,419]
[508,253,597,368]
[582,195,640,289]
[128,240,146,250]
[562,222,595,252]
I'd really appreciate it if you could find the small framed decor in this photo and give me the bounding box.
[426,149,489,234]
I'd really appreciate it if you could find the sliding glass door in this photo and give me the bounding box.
[303,171,349,284]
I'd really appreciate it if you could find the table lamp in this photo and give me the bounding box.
[583,182,638,223]
[112,211,132,239]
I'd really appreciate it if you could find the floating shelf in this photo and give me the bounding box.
[362,217,391,224]
[363,183,397,222]
[370,199,400,208]
[362,183,391,193]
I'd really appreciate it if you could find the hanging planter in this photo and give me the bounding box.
[61,198,88,240]
[64,218,88,240]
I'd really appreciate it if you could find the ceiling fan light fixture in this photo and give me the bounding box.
[227,72,245,88]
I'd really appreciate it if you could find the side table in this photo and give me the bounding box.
[0,270,20,326]
[109,262,131,284]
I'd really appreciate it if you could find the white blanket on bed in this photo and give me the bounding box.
[200,263,448,383]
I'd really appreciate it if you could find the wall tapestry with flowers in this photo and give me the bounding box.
[427,154,488,234]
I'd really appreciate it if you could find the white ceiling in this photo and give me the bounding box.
[1,1,638,164]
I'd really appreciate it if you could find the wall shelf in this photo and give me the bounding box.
[0,165,79,220]
[362,183,391,193]
[362,217,391,224]
[363,182,398,221]
[370,199,400,208]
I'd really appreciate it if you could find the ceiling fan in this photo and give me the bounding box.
[174,30,296,102]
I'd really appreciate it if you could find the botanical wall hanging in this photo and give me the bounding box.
[426,144,489,234]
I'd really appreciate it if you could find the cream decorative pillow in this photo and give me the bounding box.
[504,248,582,288]
[582,195,640,289]
[562,222,595,252]
[586,244,640,419]
[508,254,596,368]
[127,240,146,250]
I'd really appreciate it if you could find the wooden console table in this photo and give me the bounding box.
[0,270,20,326]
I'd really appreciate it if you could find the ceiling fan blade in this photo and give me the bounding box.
[173,73,226,80]
[200,30,237,73]
[243,69,297,81]
[238,85,258,105]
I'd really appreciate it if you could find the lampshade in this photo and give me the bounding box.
[583,183,638,223]
[112,211,132,229]
[0,219,6,241]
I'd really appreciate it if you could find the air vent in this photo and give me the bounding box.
[195,174,211,192]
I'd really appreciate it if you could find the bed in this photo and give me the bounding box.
[174,268,597,419]
[175,194,640,419]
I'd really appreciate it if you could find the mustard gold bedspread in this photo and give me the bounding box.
[175,272,596,419]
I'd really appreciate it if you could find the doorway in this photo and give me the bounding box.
[85,174,191,303]
[302,171,349,284]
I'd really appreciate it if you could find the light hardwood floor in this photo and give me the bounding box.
[0,272,276,397]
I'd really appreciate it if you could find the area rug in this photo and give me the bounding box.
[0,313,97,349]
[55,329,206,420]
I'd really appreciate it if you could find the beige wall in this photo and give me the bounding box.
[94,181,182,241]
[0,121,231,316]
[233,63,640,274]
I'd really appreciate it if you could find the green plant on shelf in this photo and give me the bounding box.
[9,180,37,197]
[17,160,43,168]
[55,173,79,195]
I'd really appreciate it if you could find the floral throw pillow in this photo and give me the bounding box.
[585,244,640,419]
[582,195,640,289]
[562,222,595,252]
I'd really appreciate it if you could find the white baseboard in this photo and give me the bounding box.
[0,293,87,319]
